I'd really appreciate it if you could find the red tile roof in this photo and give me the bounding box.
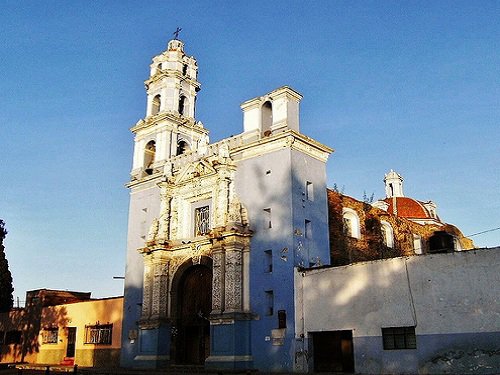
[383,197,431,219]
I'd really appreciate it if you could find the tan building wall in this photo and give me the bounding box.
[37,297,123,367]
[0,296,123,367]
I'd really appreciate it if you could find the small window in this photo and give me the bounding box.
[144,140,156,174]
[381,221,394,248]
[178,95,186,115]
[84,323,113,345]
[382,326,416,350]
[151,94,161,115]
[176,140,190,155]
[42,328,58,344]
[305,220,312,239]
[342,208,360,239]
[5,330,21,345]
[264,250,273,273]
[306,181,314,201]
[182,64,188,76]
[264,208,272,229]
[0,331,4,345]
[278,310,286,329]
[194,206,210,236]
[265,290,274,316]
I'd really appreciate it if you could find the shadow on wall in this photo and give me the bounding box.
[0,304,69,363]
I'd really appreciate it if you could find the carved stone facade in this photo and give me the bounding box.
[137,147,251,331]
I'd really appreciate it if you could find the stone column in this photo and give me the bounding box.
[211,243,225,314]
[158,188,172,240]
[224,240,243,313]
[141,254,154,319]
[151,253,170,319]
[214,172,230,228]
[170,196,179,240]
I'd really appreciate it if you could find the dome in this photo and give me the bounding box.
[383,197,433,219]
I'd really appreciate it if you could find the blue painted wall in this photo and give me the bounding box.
[235,145,330,372]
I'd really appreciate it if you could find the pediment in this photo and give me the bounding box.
[175,159,217,184]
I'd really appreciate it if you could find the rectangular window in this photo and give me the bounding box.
[306,181,314,201]
[84,323,113,345]
[194,205,210,236]
[265,290,274,316]
[305,219,312,239]
[263,208,272,229]
[382,326,416,350]
[5,330,21,345]
[264,250,273,273]
[42,328,58,344]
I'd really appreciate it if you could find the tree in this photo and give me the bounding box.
[0,219,14,312]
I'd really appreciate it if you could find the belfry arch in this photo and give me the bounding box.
[261,100,273,136]
[170,256,213,365]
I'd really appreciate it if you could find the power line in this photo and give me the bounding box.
[467,226,500,237]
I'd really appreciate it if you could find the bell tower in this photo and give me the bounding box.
[130,38,207,180]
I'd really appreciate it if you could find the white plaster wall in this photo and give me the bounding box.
[243,106,260,133]
[298,249,500,337]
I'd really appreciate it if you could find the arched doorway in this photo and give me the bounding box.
[174,263,212,365]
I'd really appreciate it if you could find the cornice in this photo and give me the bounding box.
[231,130,333,163]
[145,71,201,91]
[130,113,207,137]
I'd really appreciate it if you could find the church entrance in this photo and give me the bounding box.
[175,263,212,365]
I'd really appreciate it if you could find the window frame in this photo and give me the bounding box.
[382,326,416,350]
[42,327,59,344]
[194,205,210,236]
[84,323,113,345]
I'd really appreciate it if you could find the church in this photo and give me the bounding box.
[120,38,497,373]
[120,37,331,371]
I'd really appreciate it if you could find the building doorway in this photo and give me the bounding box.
[66,327,77,358]
[312,330,354,373]
[175,264,212,365]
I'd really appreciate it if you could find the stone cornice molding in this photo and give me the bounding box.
[130,113,205,134]
[232,129,333,163]
[145,71,201,91]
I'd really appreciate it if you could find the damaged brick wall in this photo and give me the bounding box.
[327,189,473,266]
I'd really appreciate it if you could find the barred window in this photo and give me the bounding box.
[195,206,210,236]
[84,323,112,345]
[42,328,58,344]
[382,326,416,350]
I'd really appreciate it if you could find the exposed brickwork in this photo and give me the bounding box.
[327,189,474,266]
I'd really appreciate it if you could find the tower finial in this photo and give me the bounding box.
[173,27,182,40]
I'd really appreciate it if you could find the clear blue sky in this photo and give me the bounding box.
[1,1,498,302]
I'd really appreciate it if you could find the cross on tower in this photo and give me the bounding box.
[173,27,182,40]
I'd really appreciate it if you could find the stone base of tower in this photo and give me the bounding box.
[205,314,253,370]
[132,322,172,368]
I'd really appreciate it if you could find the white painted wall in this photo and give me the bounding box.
[297,248,499,336]
[295,248,500,373]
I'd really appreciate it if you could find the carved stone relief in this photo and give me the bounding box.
[224,248,243,312]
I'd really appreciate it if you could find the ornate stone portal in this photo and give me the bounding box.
[137,145,252,339]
